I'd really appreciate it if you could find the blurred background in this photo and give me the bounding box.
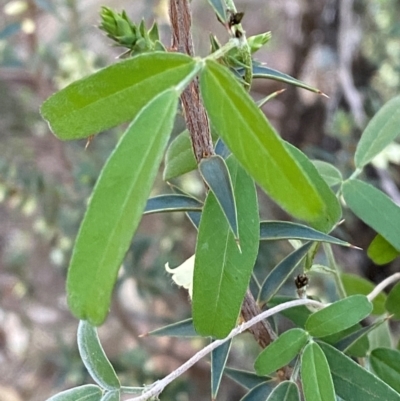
[0,0,400,400]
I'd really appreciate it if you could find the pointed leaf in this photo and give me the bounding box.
[258,242,313,304]
[266,381,300,401]
[67,90,179,325]
[206,0,226,22]
[77,321,120,390]
[46,385,102,401]
[320,341,400,401]
[368,234,400,265]
[200,60,326,224]
[215,138,231,159]
[312,160,343,187]
[41,52,196,140]
[163,130,197,180]
[212,340,232,399]
[370,348,400,393]
[386,282,400,319]
[301,342,335,401]
[260,221,352,247]
[341,273,386,315]
[193,157,259,338]
[224,367,270,389]
[144,194,203,215]
[199,155,238,239]
[239,382,274,401]
[342,179,400,251]
[355,95,400,168]
[306,295,372,338]
[254,328,309,376]
[147,318,198,337]
[285,142,341,232]
[249,63,324,94]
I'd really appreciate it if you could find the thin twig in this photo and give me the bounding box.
[367,273,400,302]
[125,298,324,401]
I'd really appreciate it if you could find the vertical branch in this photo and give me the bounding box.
[169,0,214,162]
[168,0,278,353]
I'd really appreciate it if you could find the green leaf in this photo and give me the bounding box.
[224,367,270,389]
[285,143,341,232]
[144,194,203,215]
[301,342,336,401]
[258,242,313,304]
[199,155,238,239]
[312,160,343,187]
[163,130,197,180]
[46,385,102,401]
[254,328,309,376]
[239,382,274,401]
[77,321,120,390]
[250,62,324,94]
[147,318,198,337]
[67,89,179,325]
[354,95,400,169]
[320,341,400,401]
[212,340,232,399]
[341,272,386,315]
[386,282,400,319]
[268,296,312,328]
[193,156,259,338]
[215,138,231,159]
[100,391,120,401]
[305,295,372,338]
[260,221,352,247]
[200,60,325,224]
[370,348,400,393]
[369,320,393,351]
[41,52,196,140]
[342,179,400,251]
[368,234,400,265]
[206,0,226,23]
[266,381,300,401]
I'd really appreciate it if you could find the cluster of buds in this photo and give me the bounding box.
[99,7,165,57]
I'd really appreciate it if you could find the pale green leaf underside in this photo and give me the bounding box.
[46,385,102,401]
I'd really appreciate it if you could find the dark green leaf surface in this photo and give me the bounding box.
[370,348,400,393]
[306,295,372,338]
[301,342,335,401]
[320,342,400,401]
[193,157,259,338]
[341,273,386,315]
[245,63,323,94]
[386,282,400,319]
[260,221,351,247]
[215,138,231,159]
[212,340,232,399]
[163,130,197,180]
[224,367,270,389]
[206,0,226,22]
[258,242,313,304]
[77,321,120,390]
[268,296,312,328]
[144,194,202,215]
[312,160,343,187]
[285,143,341,232]
[199,155,238,239]
[355,95,400,169]
[147,318,198,337]
[41,52,196,140]
[254,328,309,376]
[266,381,300,401]
[67,90,178,325]
[334,323,375,357]
[200,60,325,224]
[368,234,400,265]
[46,385,102,401]
[239,382,274,401]
[342,179,400,251]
